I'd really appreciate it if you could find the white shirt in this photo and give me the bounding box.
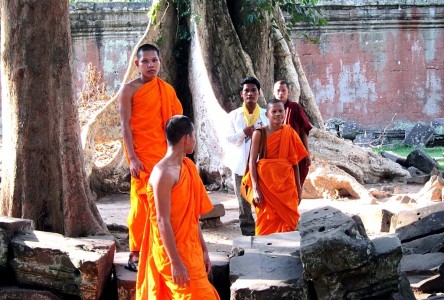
[224,106,269,176]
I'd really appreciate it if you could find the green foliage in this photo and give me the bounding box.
[241,0,327,31]
[373,145,444,168]
[70,0,148,3]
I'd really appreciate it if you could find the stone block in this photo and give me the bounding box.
[114,252,136,300]
[298,206,374,279]
[405,148,440,174]
[0,217,33,273]
[0,288,60,300]
[10,230,115,300]
[200,200,225,220]
[401,253,444,276]
[403,232,444,254]
[358,208,393,234]
[406,175,431,184]
[394,202,444,242]
[431,118,444,135]
[381,151,407,167]
[312,234,402,300]
[403,122,434,147]
[230,232,308,300]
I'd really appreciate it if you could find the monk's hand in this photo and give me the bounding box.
[243,125,255,138]
[203,250,212,275]
[252,188,264,207]
[171,261,190,287]
[129,158,145,179]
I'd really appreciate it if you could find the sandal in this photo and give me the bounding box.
[125,252,139,272]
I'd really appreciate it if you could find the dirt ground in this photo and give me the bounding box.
[96,181,425,255]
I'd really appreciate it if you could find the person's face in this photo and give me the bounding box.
[240,83,259,108]
[273,83,290,102]
[184,131,196,154]
[136,50,161,81]
[266,102,285,125]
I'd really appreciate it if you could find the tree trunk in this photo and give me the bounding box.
[82,0,409,194]
[0,0,108,237]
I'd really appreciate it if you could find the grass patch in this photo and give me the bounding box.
[373,145,444,168]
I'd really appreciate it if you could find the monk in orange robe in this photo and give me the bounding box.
[119,44,183,271]
[136,115,220,300]
[243,99,308,236]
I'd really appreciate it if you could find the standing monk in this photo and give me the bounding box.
[243,99,308,236]
[273,80,312,189]
[136,115,220,300]
[225,77,268,236]
[119,44,183,272]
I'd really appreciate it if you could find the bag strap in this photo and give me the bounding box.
[243,127,267,176]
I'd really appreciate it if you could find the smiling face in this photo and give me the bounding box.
[135,50,161,81]
[240,83,260,112]
[266,101,285,126]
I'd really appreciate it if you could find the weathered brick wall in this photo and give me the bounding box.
[292,0,444,130]
[70,2,152,98]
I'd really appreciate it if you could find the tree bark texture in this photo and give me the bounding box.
[1,0,108,236]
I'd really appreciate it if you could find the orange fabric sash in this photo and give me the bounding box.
[126,77,183,252]
[243,125,308,236]
[136,158,220,300]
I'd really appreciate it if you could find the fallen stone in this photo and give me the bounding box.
[114,252,136,300]
[402,232,444,254]
[403,122,435,147]
[401,253,444,275]
[369,188,392,198]
[200,200,225,220]
[0,288,60,300]
[230,232,308,299]
[298,206,374,279]
[431,118,444,135]
[341,121,359,141]
[358,208,393,234]
[311,234,402,299]
[392,271,416,300]
[380,151,408,167]
[417,175,444,203]
[410,274,444,294]
[10,230,115,300]
[0,217,34,277]
[399,195,417,204]
[394,202,444,242]
[405,148,440,174]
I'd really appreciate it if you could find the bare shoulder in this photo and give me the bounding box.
[119,78,143,98]
[150,160,181,187]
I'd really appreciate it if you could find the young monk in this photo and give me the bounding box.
[136,115,220,300]
[273,80,312,188]
[119,44,183,271]
[243,99,308,236]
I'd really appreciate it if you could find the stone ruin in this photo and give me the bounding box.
[2,188,444,299]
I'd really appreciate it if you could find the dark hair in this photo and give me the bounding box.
[165,115,194,145]
[275,80,290,88]
[136,44,160,59]
[266,98,284,112]
[240,76,261,91]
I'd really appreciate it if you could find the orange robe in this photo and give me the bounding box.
[136,157,220,300]
[126,77,183,252]
[243,125,308,236]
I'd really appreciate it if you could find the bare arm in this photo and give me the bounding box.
[299,129,311,167]
[293,165,302,204]
[198,225,211,275]
[151,166,189,287]
[249,130,263,206]
[118,84,145,178]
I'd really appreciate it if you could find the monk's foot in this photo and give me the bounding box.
[125,251,139,272]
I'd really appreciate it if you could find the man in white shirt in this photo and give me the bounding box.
[225,77,268,236]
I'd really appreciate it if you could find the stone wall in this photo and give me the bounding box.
[292,0,444,130]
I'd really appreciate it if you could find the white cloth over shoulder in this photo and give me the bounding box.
[224,106,268,176]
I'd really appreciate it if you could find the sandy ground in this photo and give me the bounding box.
[96,182,425,254]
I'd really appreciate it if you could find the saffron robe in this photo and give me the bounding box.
[126,77,183,252]
[136,157,220,300]
[243,125,308,236]
[284,100,312,185]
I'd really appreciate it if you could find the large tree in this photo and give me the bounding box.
[0,0,108,236]
[84,0,409,194]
